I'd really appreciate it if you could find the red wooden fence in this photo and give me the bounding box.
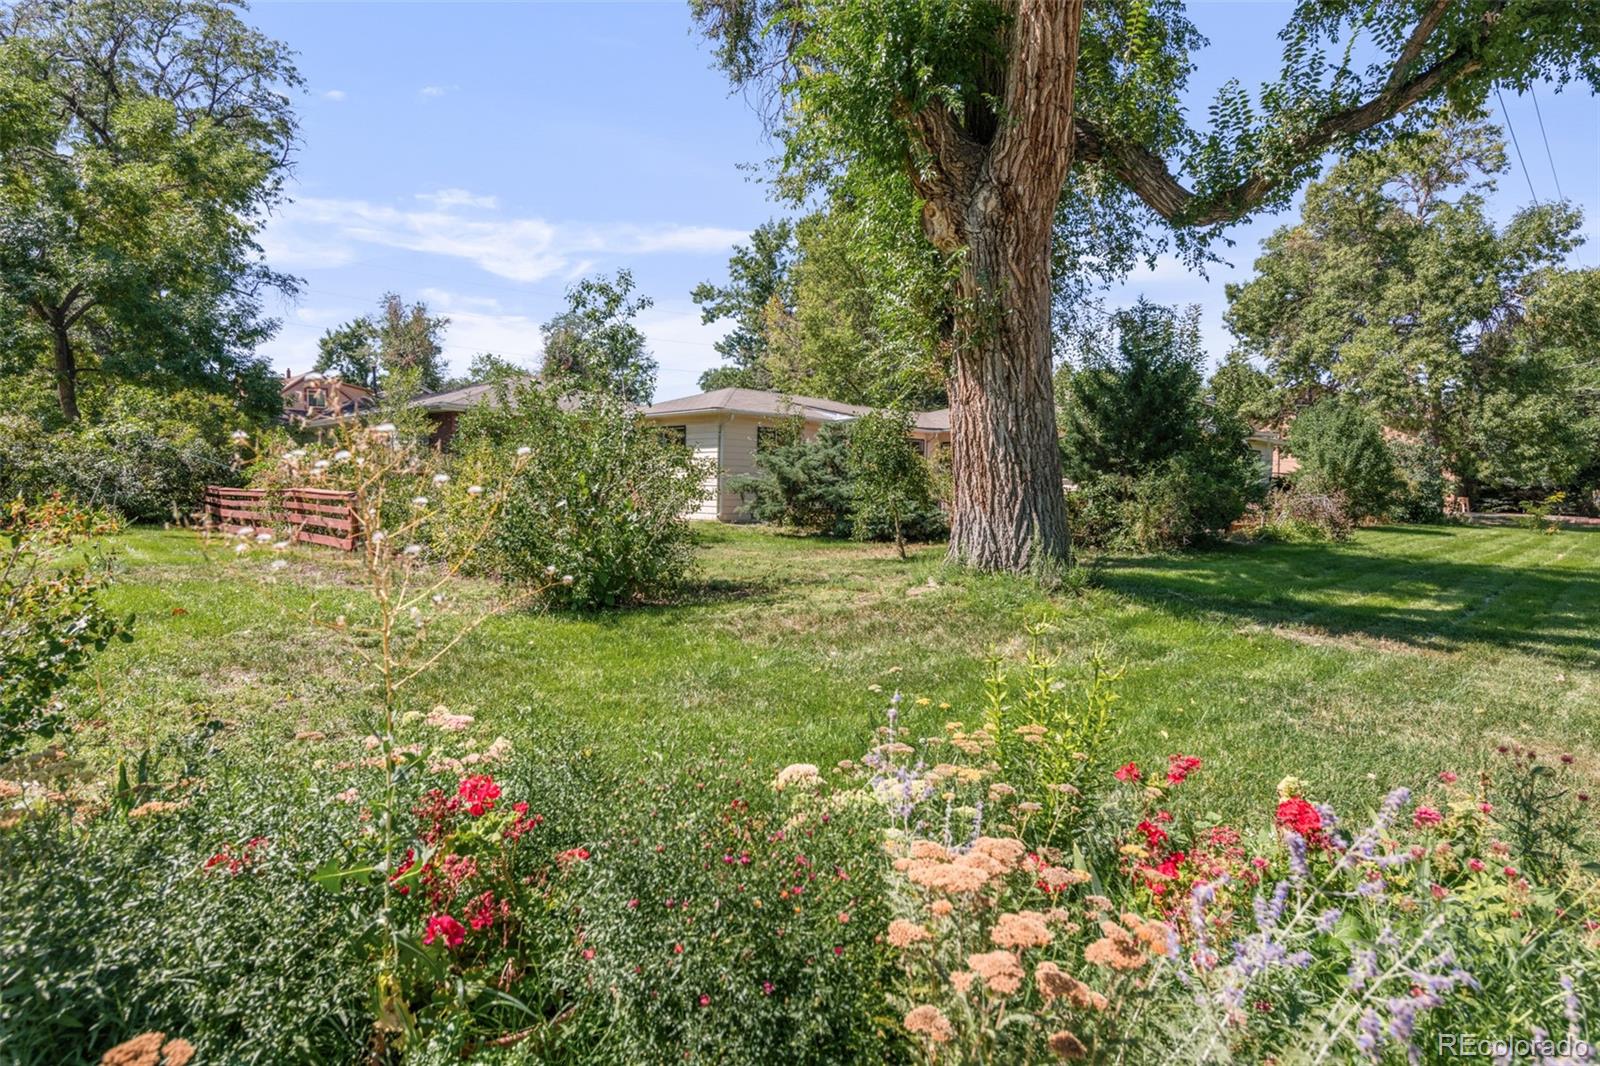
[203,485,360,551]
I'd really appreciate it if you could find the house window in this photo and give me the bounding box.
[659,424,688,447]
[305,387,325,410]
[909,437,928,457]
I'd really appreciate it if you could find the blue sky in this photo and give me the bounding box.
[252,1,1600,401]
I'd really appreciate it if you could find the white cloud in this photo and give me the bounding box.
[416,188,499,210]
[419,84,456,98]
[321,89,347,102]
[261,195,747,283]
[636,305,731,401]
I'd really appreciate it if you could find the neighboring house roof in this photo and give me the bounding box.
[410,375,539,413]
[914,408,951,433]
[281,371,375,421]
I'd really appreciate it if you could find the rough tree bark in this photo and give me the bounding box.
[903,0,1084,572]
[50,320,79,423]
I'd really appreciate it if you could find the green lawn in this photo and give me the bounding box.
[76,522,1599,821]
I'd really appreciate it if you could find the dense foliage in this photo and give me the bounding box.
[1226,116,1596,508]
[848,410,940,558]
[538,271,657,405]
[1061,301,1261,550]
[0,0,301,423]
[0,497,129,761]
[1284,399,1399,521]
[313,292,451,395]
[448,382,708,608]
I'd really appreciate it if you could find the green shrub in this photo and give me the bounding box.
[449,383,710,608]
[1258,484,1355,541]
[847,409,943,557]
[1388,439,1446,522]
[1069,437,1261,552]
[0,385,250,521]
[729,419,855,536]
[1286,399,1398,520]
[1,497,130,760]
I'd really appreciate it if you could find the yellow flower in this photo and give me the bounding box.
[915,697,931,706]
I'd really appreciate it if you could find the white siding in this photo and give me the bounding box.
[683,420,722,520]
[717,418,771,521]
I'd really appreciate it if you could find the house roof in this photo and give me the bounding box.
[642,387,871,423]
[410,375,537,413]
[641,388,951,433]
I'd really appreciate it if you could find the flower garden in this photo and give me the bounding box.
[3,446,1599,1063]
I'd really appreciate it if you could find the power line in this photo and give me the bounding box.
[1496,87,1541,205]
[1528,84,1566,203]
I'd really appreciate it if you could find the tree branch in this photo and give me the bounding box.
[989,0,1085,214]
[1075,1,1495,227]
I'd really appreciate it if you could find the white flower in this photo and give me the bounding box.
[411,496,429,507]
[371,423,396,433]
[774,764,822,792]
[254,532,274,543]
[561,574,574,586]
[237,526,255,537]
[333,449,352,461]
[270,559,289,571]
[272,539,290,550]
[543,564,557,577]
[432,473,450,485]
[403,543,423,556]
[313,459,330,469]
[371,530,386,543]
[229,429,249,441]
[233,543,249,554]
[516,446,532,457]
[467,485,484,496]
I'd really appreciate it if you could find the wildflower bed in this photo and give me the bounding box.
[3,519,1598,1063]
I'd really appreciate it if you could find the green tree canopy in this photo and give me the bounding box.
[540,270,657,404]
[0,0,301,422]
[1226,114,1586,497]
[693,219,794,390]
[694,0,1600,571]
[1061,300,1206,482]
[312,292,450,396]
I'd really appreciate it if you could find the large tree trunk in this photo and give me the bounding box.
[51,320,80,423]
[904,0,1082,573]
[946,198,1070,571]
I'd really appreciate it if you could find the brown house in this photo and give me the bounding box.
[281,370,375,424]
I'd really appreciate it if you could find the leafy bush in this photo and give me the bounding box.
[1286,399,1398,520]
[730,419,855,536]
[448,383,710,608]
[1069,438,1261,552]
[848,409,943,556]
[1257,484,1355,542]
[1,497,130,760]
[0,753,374,1065]
[0,386,249,521]
[1388,439,1446,522]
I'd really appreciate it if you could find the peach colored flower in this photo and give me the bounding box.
[1048,1030,1089,1060]
[1036,961,1109,1011]
[910,839,950,860]
[991,910,1054,950]
[949,969,977,993]
[929,899,954,917]
[903,1004,954,1044]
[127,801,187,820]
[967,949,1025,995]
[1084,921,1147,971]
[1121,912,1171,956]
[100,1032,193,1066]
[887,919,932,949]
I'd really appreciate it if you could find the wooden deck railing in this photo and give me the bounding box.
[203,485,360,551]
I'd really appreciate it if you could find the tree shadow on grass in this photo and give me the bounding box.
[1096,530,1600,665]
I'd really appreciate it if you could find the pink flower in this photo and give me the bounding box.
[466,891,497,931]
[1166,754,1202,784]
[1438,771,1458,784]
[456,774,500,817]
[582,948,595,960]
[761,981,775,996]
[422,913,466,949]
[699,994,710,1007]
[1412,806,1443,829]
[1114,762,1141,783]
[1468,858,1486,872]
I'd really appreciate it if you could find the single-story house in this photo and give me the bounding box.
[1245,427,1300,483]
[281,370,374,424]
[638,387,951,522]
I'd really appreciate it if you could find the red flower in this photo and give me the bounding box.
[422,913,466,949]
[1136,819,1169,850]
[1468,858,1486,872]
[390,848,417,896]
[1412,806,1443,829]
[1275,797,1326,848]
[699,994,711,1007]
[466,890,497,931]
[1166,754,1202,784]
[1114,762,1142,783]
[557,846,591,866]
[456,774,500,817]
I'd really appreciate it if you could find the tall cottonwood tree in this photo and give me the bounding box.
[0,0,300,422]
[693,0,1600,571]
